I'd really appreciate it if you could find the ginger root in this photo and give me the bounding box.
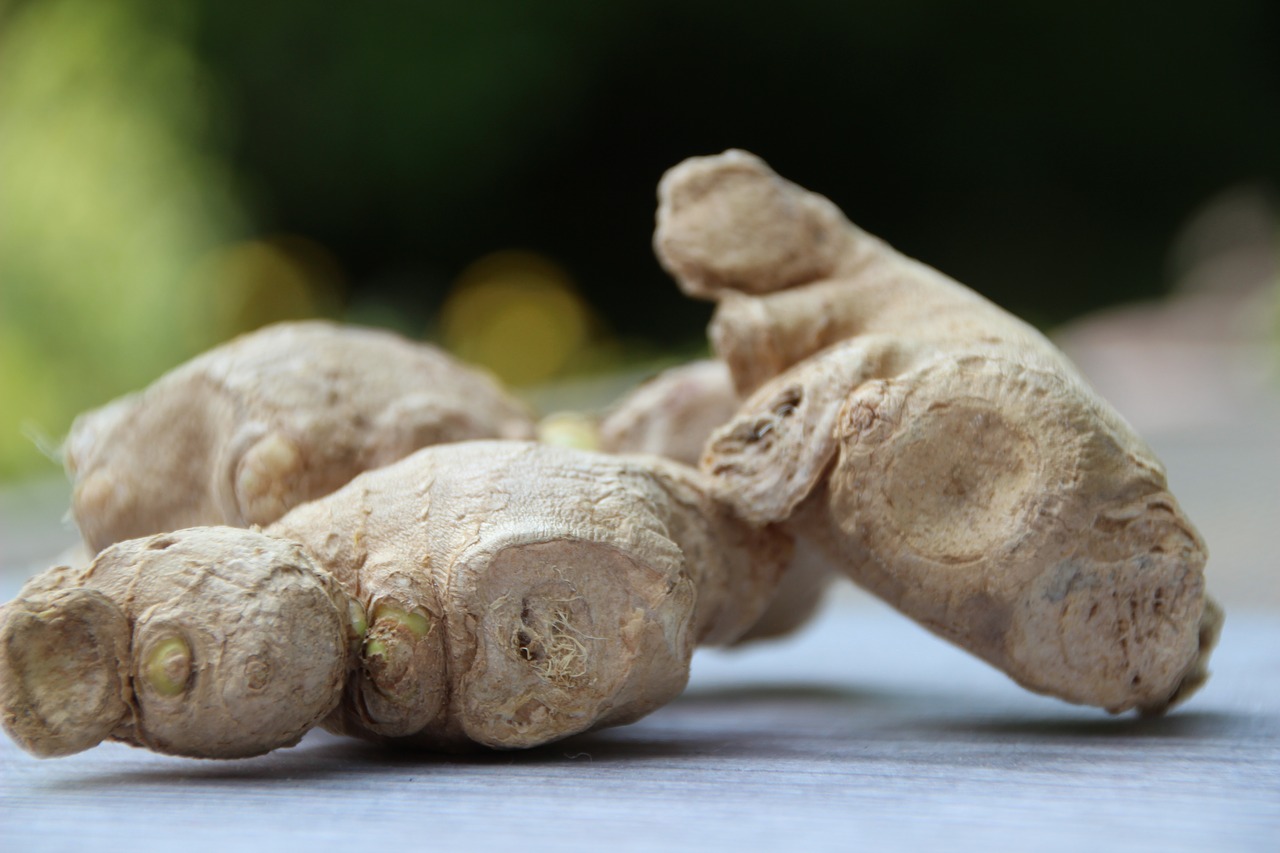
[598,359,740,466]
[534,360,741,464]
[656,150,1222,714]
[1,442,789,758]
[66,321,535,553]
[599,358,836,643]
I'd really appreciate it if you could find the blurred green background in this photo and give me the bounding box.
[2,0,1278,480]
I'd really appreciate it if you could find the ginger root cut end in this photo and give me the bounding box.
[0,589,132,757]
[455,538,696,750]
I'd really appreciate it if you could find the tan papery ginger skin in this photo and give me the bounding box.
[599,360,740,467]
[66,321,535,554]
[1,442,789,759]
[656,149,1221,715]
[599,358,836,643]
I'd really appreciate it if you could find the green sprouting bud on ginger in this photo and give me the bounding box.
[65,320,536,554]
[142,635,192,698]
[1,442,790,759]
[655,149,1222,715]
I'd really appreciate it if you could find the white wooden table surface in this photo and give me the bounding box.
[2,380,1278,852]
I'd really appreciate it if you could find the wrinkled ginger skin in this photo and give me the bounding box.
[67,321,535,554]
[599,359,836,643]
[0,528,354,759]
[1,442,790,759]
[656,149,1221,714]
[268,441,790,750]
[599,360,741,467]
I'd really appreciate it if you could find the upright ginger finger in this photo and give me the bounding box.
[66,321,535,553]
[656,150,1065,397]
[599,358,836,642]
[656,149,1221,714]
[2,442,790,759]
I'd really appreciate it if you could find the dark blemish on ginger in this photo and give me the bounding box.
[771,387,802,418]
[1045,560,1086,603]
[956,592,1011,652]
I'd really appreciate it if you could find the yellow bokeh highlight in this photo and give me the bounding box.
[185,236,345,340]
[440,251,596,387]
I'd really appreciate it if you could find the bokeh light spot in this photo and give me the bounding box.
[440,250,596,387]
[186,236,345,339]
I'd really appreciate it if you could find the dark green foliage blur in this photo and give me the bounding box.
[1,0,1278,478]
[193,0,1280,329]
